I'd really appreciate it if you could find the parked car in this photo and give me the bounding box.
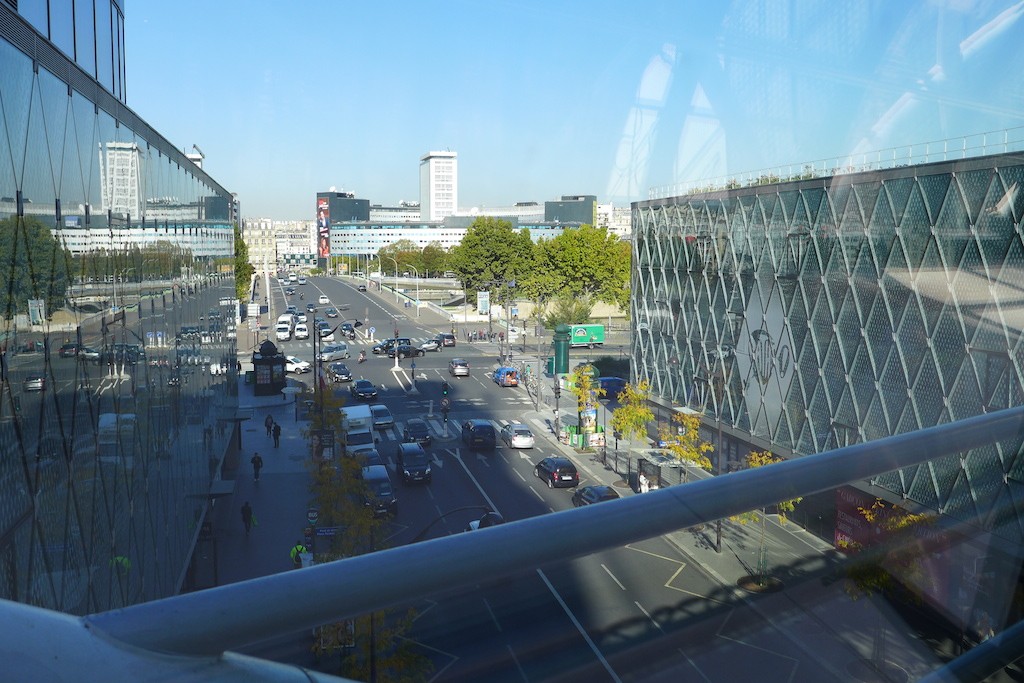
[328,362,352,382]
[388,344,425,359]
[420,339,441,352]
[465,511,504,532]
[403,418,432,446]
[370,404,394,429]
[326,307,339,318]
[572,485,620,507]
[493,367,519,387]
[58,342,81,358]
[500,423,535,449]
[534,456,580,488]
[396,442,431,484]
[350,379,378,400]
[23,374,46,392]
[318,294,330,305]
[599,376,628,401]
[448,358,470,377]
[437,333,456,347]
[461,419,496,450]
[285,356,311,373]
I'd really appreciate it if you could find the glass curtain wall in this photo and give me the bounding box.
[0,7,237,614]
[633,152,1024,544]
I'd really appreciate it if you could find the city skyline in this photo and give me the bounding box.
[126,1,1024,220]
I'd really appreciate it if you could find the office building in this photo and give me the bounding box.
[632,148,1024,634]
[0,1,237,615]
[545,194,597,225]
[419,150,458,221]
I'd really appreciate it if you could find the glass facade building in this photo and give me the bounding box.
[0,2,238,614]
[633,151,1024,542]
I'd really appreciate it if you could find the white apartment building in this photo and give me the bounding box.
[419,151,458,222]
[242,219,315,273]
[596,202,633,238]
[370,201,421,222]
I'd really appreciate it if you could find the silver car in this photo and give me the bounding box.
[500,423,535,449]
[448,358,470,377]
[318,343,350,362]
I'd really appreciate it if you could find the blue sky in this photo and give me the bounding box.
[125,1,1024,220]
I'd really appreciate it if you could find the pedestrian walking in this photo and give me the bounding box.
[639,472,650,494]
[264,414,274,436]
[290,540,308,569]
[251,452,263,481]
[241,501,253,536]
[272,422,281,447]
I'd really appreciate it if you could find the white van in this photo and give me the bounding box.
[275,323,291,341]
[341,405,376,456]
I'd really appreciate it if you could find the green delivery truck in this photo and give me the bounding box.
[569,324,605,348]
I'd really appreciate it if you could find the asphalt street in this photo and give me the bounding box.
[202,274,947,682]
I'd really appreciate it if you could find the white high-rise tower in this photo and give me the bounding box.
[419,150,458,221]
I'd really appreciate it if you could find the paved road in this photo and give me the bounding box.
[204,274,946,682]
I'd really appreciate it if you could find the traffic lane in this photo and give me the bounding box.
[409,566,620,683]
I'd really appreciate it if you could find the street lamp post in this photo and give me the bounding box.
[406,265,420,318]
[383,256,399,303]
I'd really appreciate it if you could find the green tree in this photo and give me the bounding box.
[543,225,631,306]
[447,217,533,297]
[657,411,713,481]
[568,364,605,438]
[419,241,448,278]
[0,215,72,320]
[378,239,420,275]
[541,293,594,328]
[731,450,803,586]
[610,380,655,443]
[234,224,254,300]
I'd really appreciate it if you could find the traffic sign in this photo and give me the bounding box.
[307,507,319,525]
[440,397,451,410]
[369,326,376,335]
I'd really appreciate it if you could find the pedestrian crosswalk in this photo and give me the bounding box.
[280,334,493,350]
[370,416,552,447]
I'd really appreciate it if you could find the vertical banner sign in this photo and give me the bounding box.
[477,290,490,316]
[317,197,330,270]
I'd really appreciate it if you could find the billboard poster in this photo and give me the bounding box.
[28,299,45,326]
[477,290,490,316]
[316,197,330,261]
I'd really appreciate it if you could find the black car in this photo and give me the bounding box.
[357,284,367,292]
[372,337,411,354]
[58,342,81,358]
[328,362,352,382]
[361,465,397,517]
[339,322,357,339]
[396,442,432,484]
[350,379,378,400]
[403,418,432,446]
[388,344,425,359]
[305,303,316,312]
[465,511,504,531]
[437,333,456,347]
[461,419,496,450]
[534,457,580,489]
[285,287,296,295]
[572,485,620,507]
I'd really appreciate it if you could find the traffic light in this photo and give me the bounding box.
[441,381,449,396]
[554,384,561,399]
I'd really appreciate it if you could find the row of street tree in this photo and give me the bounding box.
[332,218,631,325]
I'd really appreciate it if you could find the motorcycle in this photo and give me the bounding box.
[358,350,367,363]
[299,293,304,300]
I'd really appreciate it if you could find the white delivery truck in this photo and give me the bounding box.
[340,405,375,456]
[97,413,138,468]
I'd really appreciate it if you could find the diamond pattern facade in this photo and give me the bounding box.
[633,153,1024,542]
[0,6,237,615]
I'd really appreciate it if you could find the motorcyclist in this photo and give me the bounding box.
[299,293,304,300]
[358,350,366,363]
